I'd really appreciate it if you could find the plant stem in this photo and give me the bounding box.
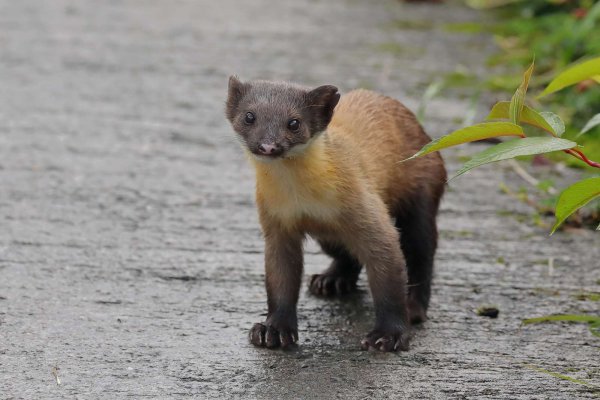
[507,159,558,195]
[565,149,600,168]
[536,124,600,168]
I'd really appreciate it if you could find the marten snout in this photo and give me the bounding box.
[257,143,283,156]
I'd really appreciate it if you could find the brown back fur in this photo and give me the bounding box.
[328,89,446,214]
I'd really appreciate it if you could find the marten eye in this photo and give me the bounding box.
[288,119,300,132]
[244,112,256,124]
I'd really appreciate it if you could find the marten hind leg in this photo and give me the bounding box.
[309,240,362,296]
[394,194,439,324]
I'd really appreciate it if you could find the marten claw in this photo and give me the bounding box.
[309,274,354,296]
[249,322,298,349]
[360,330,409,352]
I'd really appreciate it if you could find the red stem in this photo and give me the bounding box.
[530,126,600,169]
[565,148,600,168]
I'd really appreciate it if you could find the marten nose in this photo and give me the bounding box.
[258,143,280,155]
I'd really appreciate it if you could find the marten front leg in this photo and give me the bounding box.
[249,215,304,349]
[342,202,410,352]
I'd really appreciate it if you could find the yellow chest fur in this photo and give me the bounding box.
[252,138,343,228]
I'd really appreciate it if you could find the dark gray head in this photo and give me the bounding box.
[225,76,340,159]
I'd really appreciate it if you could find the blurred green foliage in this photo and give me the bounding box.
[464,0,600,167]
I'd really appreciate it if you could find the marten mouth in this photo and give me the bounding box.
[250,150,285,162]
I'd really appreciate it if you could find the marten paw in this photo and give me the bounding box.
[407,297,428,324]
[309,273,355,296]
[360,329,410,352]
[249,322,298,349]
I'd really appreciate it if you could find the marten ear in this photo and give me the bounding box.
[306,85,340,132]
[226,75,249,122]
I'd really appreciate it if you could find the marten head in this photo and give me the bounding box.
[225,76,340,160]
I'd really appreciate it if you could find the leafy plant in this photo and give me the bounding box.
[460,0,600,166]
[404,58,600,233]
[410,59,600,350]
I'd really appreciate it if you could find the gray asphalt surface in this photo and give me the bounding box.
[1,0,599,399]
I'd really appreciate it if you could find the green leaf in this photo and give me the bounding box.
[487,101,511,120]
[523,314,600,325]
[487,102,563,135]
[551,177,600,234]
[522,364,600,388]
[539,112,565,137]
[444,22,484,34]
[509,61,534,124]
[576,113,600,138]
[539,57,600,98]
[417,79,444,123]
[577,2,600,44]
[464,0,524,9]
[402,122,523,161]
[523,314,600,338]
[451,137,576,180]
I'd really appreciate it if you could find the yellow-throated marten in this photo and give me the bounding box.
[225,77,446,352]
